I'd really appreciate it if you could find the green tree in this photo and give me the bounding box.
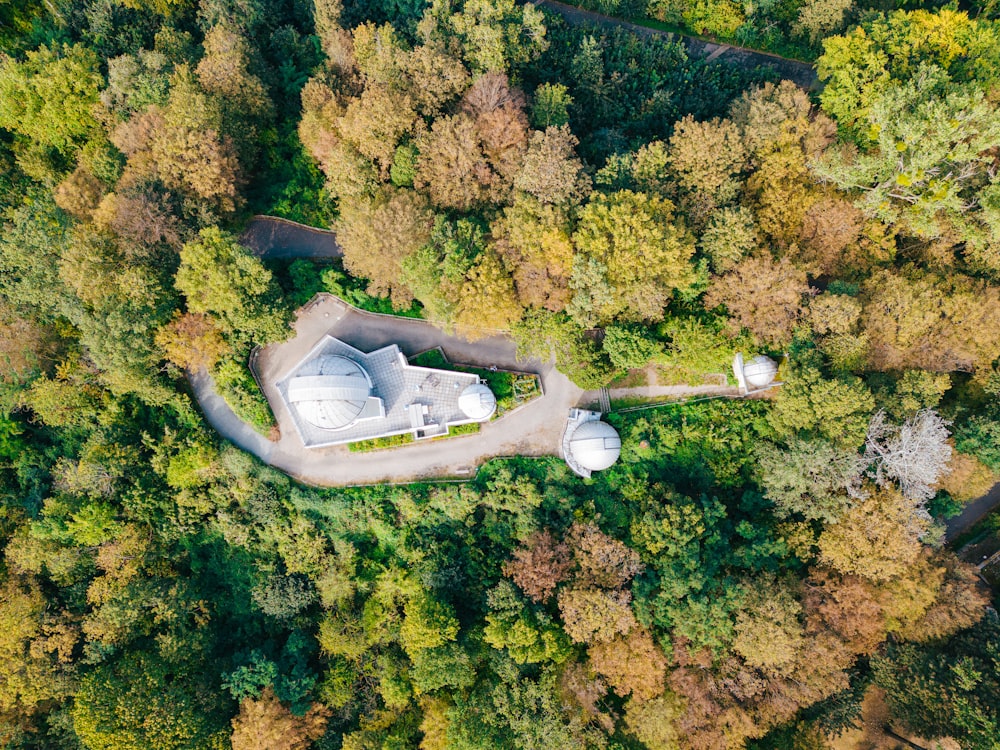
[530,82,571,129]
[571,190,696,324]
[420,0,548,74]
[817,9,1000,138]
[756,437,862,523]
[768,364,875,449]
[602,324,663,370]
[872,612,1000,750]
[410,643,476,694]
[175,227,289,344]
[73,651,230,750]
[399,591,460,657]
[813,65,1000,238]
[0,44,102,156]
[484,581,571,664]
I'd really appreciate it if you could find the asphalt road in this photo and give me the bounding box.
[536,0,820,91]
[946,481,1000,541]
[239,216,342,258]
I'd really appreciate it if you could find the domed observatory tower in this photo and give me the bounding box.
[561,409,622,478]
[286,355,378,430]
[732,353,781,395]
[458,383,497,421]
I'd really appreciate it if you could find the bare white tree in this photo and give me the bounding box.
[864,409,952,502]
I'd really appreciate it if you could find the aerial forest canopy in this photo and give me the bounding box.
[1,0,1000,748]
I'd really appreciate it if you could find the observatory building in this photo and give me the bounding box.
[561,409,622,478]
[732,353,781,395]
[277,336,496,448]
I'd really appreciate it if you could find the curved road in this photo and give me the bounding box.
[239,216,342,258]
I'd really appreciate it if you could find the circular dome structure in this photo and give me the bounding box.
[287,355,372,430]
[743,355,778,389]
[458,383,497,420]
[568,420,622,473]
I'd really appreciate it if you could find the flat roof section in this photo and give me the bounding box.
[276,335,486,448]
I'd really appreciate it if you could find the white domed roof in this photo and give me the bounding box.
[458,383,496,420]
[287,355,371,430]
[743,355,778,389]
[569,420,621,472]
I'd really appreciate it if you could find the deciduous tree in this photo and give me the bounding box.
[557,586,636,645]
[337,190,436,308]
[860,268,1000,373]
[817,486,927,583]
[566,522,643,590]
[587,627,666,701]
[864,409,952,502]
[514,125,590,206]
[503,529,572,603]
[571,190,696,325]
[453,249,523,335]
[0,44,101,155]
[230,687,329,750]
[704,255,810,346]
[732,576,804,676]
[756,437,863,523]
[667,114,746,219]
[175,227,288,344]
[768,364,874,449]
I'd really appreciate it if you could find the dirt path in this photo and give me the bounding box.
[537,0,820,91]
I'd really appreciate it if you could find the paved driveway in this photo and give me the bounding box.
[193,295,586,485]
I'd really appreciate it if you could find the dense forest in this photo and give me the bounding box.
[2,0,1000,748]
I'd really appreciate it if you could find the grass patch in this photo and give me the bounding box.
[212,354,275,436]
[349,423,482,451]
[448,422,481,436]
[272,258,424,319]
[610,395,671,410]
[408,348,450,369]
[348,433,415,452]
[609,368,651,388]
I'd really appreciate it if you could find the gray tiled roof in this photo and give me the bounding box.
[276,336,486,448]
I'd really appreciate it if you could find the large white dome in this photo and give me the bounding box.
[458,383,496,420]
[743,355,778,389]
[287,355,371,430]
[568,420,621,472]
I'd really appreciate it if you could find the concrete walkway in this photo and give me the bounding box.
[537,0,820,91]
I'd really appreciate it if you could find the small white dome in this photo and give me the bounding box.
[458,383,496,420]
[569,420,621,472]
[743,355,778,389]
[287,355,371,430]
